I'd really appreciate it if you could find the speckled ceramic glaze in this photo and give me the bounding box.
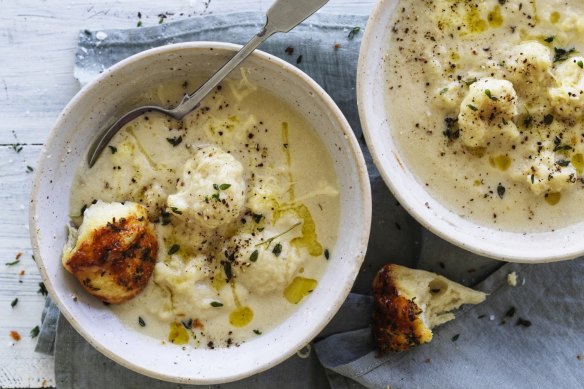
[29,42,371,384]
[358,0,584,263]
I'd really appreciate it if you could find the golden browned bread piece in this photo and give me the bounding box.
[62,201,158,304]
[372,264,486,353]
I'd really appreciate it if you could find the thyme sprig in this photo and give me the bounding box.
[255,222,301,250]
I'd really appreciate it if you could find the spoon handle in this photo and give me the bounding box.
[171,0,329,118]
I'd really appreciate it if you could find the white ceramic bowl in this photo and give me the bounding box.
[29,42,371,384]
[358,0,583,263]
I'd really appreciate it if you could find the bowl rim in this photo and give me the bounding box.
[357,0,583,263]
[29,41,372,383]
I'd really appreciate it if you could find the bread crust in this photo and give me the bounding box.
[63,215,158,304]
[372,264,432,353]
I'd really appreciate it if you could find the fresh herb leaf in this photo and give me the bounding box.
[249,250,259,262]
[554,47,577,63]
[348,26,361,39]
[439,87,449,95]
[485,89,498,101]
[30,325,40,338]
[210,301,224,308]
[213,183,219,190]
[467,104,478,112]
[505,306,516,318]
[166,136,183,146]
[138,316,146,327]
[272,243,283,257]
[219,183,231,190]
[556,159,570,167]
[497,183,506,199]
[170,207,182,215]
[223,261,233,282]
[544,36,555,43]
[10,143,23,153]
[108,145,117,154]
[168,244,180,255]
[137,20,143,27]
[211,193,220,201]
[253,329,262,335]
[530,174,535,184]
[443,117,460,141]
[26,165,34,173]
[5,260,20,266]
[516,318,532,327]
[37,282,48,296]
[255,222,301,249]
[464,78,477,86]
[11,298,18,308]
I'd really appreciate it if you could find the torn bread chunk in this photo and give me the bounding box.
[372,264,486,353]
[62,201,158,304]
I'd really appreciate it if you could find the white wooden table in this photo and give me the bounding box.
[0,1,373,387]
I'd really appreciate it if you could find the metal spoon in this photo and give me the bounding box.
[87,0,328,167]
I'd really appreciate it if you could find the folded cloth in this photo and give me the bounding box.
[36,10,582,389]
[315,259,584,389]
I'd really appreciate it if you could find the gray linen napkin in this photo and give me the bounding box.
[35,11,583,389]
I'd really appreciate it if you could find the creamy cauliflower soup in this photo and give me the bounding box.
[386,0,584,231]
[64,73,340,348]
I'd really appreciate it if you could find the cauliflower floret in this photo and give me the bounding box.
[153,254,248,319]
[505,41,552,86]
[458,78,519,148]
[167,145,246,229]
[549,56,584,118]
[525,150,577,195]
[230,213,306,295]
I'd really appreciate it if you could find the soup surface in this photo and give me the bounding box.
[386,0,584,232]
[68,73,339,348]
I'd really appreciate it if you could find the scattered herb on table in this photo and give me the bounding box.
[11,298,18,308]
[348,26,361,39]
[296,55,303,64]
[137,20,143,27]
[30,325,40,338]
[452,334,460,342]
[37,282,48,296]
[516,318,532,327]
[10,143,23,153]
[26,165,34,173]
[505,306,516,318]
[5,259,20,266]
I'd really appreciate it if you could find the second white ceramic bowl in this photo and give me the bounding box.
[358,0,584,263]
[30,42,371,383]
